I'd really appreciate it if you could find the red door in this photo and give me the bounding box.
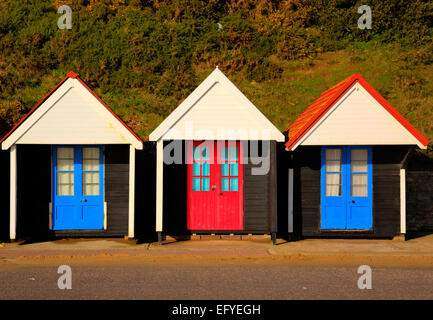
[187,141,243,230]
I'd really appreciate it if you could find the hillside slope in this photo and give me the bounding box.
[0,1,432,152]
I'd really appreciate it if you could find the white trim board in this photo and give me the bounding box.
[2,78,142,150]
[400,168,406,234]
[149,68,284,142]
[292,83,425,150]
[9,145,17,240]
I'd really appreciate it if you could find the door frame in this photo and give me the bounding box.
[320,145,373,231]
[51,145,105,230]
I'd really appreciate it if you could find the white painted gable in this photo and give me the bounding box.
[149,68,284,142]
[296,83,423,148]
[2,77,142,149]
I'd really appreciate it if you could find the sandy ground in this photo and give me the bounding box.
[1,235,433,270]
[1,253,433,270]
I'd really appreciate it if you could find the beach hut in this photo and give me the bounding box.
[149,67,285,243]
[284,73,429,239]
[0,71,143,240]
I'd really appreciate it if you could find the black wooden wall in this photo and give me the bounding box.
[162,140,188,235]
[17,145,51,240]
[135,142,157,241]
[276,143,292,237]
[293,145,409,238]
[102,144,129,236]
[243,140,277,234]
[0,150,10,241]
[162,140,279,235]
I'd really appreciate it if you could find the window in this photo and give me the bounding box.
[351,149,368,197]
[221,146,239,192]
[82,147,100,196]
[325,148,342,196]
[56,147,74,196]
[192,145,210,191]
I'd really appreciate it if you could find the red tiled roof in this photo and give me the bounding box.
[0,71,143,145]
[284,73,429,150]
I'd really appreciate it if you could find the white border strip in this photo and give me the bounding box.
[400,168,406,234]
[128,145,135,238]
[288,168,294,233]
[10,145,17,240]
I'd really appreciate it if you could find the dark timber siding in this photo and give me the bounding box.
[163,140,188,235]
[17,145,51,239]
[276,143,291,236]
[135,142,157,241]
[294,145,409,238]
[163,140,278,235]
[103,144,129,235]
[0,150,10,241]
[15,145,130,239]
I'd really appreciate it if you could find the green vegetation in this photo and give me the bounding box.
[0,0,432,157]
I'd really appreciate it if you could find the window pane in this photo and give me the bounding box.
[192,162,200,176]
[221,147,229,161]
[57,172,74,196]
[193,147,200,160]
[351,149,367,172]
[57,147,74,159]
[83,159,99,172]
[352,174,368,197]
[326,173,341,196]
[83,172,100,196]
[230,163,238,176]
[202,162,210,176]
[202,178,210,191]
[83,148,100,171]
[221,162,229,176]
[57,148,74,171]
[192,178,200,191]
[202,147,210,160]
[221,178,229,191]
[325,149,341,172]
[230,147,238,161]
[230,178,238,191]
[83,147,99,159]
[351,149,367,161]
[58,159,74,171]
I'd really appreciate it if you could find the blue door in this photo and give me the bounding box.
[321,146,372,230]
[53,146,104,230]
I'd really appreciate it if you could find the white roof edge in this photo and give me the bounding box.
[149,68,285,142]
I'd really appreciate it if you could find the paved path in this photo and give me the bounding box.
[2,234,433,257]
[0,265,432,300]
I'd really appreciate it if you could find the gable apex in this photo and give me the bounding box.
[1,72,143,150]
[67,71,78,78]
[285,74,429,150]
[149,68,284,142]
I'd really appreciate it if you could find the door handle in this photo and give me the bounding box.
[82,199,87,202]
[352,200,355,203]
[211,185,217,190]
[220,192,223,195]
